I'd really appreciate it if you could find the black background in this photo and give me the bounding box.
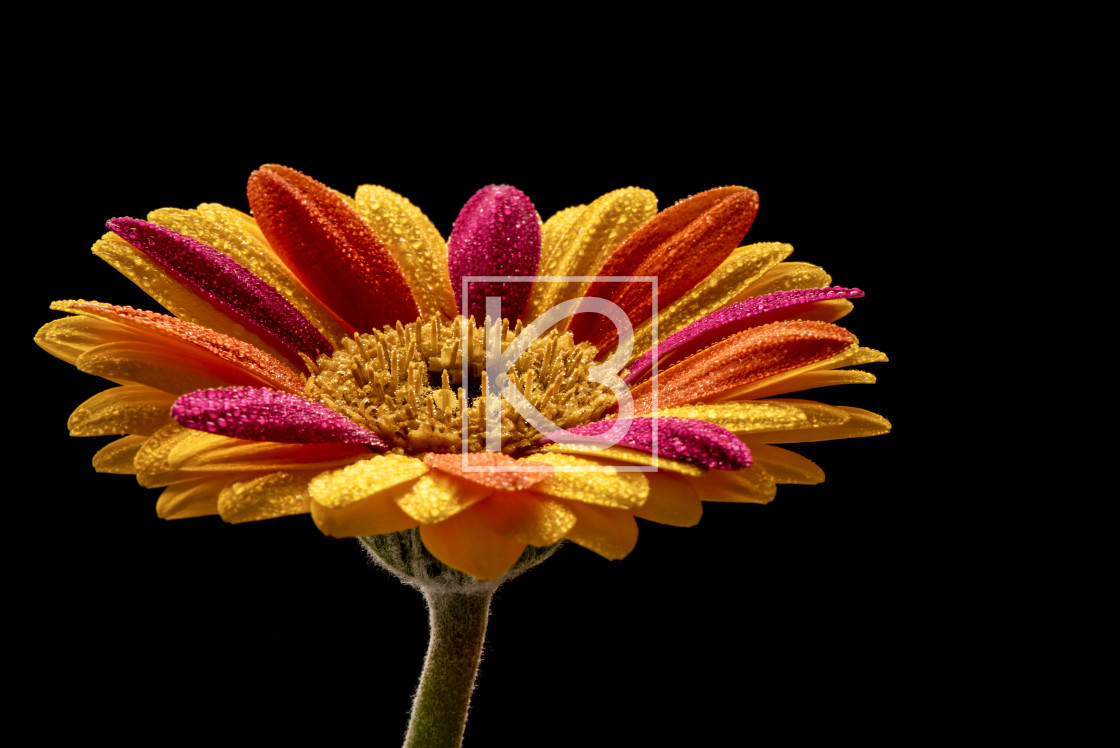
[19,74,943,744]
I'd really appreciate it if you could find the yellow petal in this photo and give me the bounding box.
[218,471,314,523]
[740,400,851,433]
[559,500,639,560]
[654,401,847,435]
[471,491,576,546]
[527,188,657,323]
[790,298,855,324]
[742,347,887,399]
[684,467,777,504]
[332,189,359,210]
[745,405,891,443]
[540,204,586,259]
[92,434,147,474]
[92,232,285,361]
[148,205,352,343]
[632,471,703,527]
[308,456,426,536]
[751,368,877,398]
[310,489,418,538]
[76,341,251,393]
[68,385,177,437]
[156,475,241,519]
[308,455,429,509]
[354,185,457,320]
[741,261,832,296]
[168,435,368,473]
[395,472,494,524]
[746,444,826,484]
[419,508,528,581]
[36,316,143,365]
[628,243,793,361]
[540,443,705,476]
[223,202,274,249]
[521,452,649,509]
[134,423,215,487]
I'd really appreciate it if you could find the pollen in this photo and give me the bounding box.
[304,316,617,456]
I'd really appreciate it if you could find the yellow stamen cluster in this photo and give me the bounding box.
[304,316,616,456]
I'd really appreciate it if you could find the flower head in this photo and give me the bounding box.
[36,165,889,580]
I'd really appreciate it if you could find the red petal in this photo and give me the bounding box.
[247,165,419,333]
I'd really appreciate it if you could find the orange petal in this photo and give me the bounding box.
[471,490,576,546]
[424,451,552,491]
[419,507,528,581]
[53,300,305,395]
[629,320,856,413]
[573,187,758,350]
[247,164,418,333]
[571,188,739,340]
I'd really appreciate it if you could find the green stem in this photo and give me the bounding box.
[404,589,493,748]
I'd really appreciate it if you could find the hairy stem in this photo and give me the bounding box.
[404,589,493,748]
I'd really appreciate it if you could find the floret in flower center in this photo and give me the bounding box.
[304,316,616,456]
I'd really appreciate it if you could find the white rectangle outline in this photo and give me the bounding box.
[460,276,658,473]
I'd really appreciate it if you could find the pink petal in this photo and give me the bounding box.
[448,185,541,322]
[171,387,386,448]
[107,218,333,367]
[626,286,864,384]
[542,417,752,470]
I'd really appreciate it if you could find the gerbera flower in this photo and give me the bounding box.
[35,164,889,582]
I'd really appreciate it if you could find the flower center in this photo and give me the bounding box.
[304,316,616,456]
